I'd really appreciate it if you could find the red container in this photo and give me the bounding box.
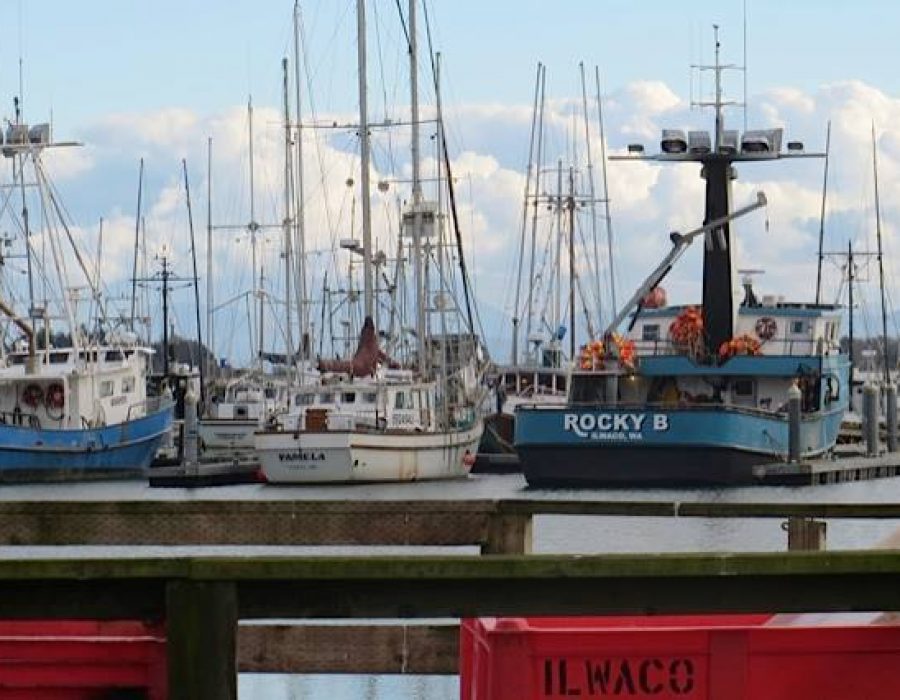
[460,615,900,700]
[0,620,166,699]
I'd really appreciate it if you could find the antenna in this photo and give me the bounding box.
[743,0,748,132]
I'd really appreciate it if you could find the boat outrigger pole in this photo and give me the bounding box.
[603,191,767,338]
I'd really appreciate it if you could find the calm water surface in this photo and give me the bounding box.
[4,473,899,698]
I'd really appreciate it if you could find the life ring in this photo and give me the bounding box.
[21,384,43,409]
[754,316,777,341]
[45,383,65,411]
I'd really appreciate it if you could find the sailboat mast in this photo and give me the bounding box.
[512,62,542,365]
[524,65,546,355]
[247,97,261,363]
[282,57,294,369]
[872,123,890,384]
[579,62,601,330]
[182,159,205,404]
[206,138,213,373]
[814,121,831,305]
[130,158,144,332]
[848,240,855,373]
[595,66,616,319]
[356,0,374,320]
[409,0,426,374]
[293,1,308,358]
[568,166,576,360]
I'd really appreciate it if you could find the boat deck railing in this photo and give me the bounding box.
[634,336,826,358]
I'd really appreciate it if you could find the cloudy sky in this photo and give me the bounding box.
[3,0,900,365]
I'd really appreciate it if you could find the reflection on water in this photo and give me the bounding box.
[6,473,900,699]
[240,674,457,700]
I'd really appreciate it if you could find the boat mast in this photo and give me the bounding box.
[848,240,855,372]
[511,62,542,365]
[567,165,576,360]
[130,158,144,332]
[293,1,308,359]
[594,67,616,320]
[182,159,205,404]
[409,0,426,374]
[814,121,831,305]
[579,63,601,330]
[206,138,213,373]
[872,123,890,384]
[524,65,546,360]
[246,97,265,366]
[356,0,374,320]
[282,57,294,369]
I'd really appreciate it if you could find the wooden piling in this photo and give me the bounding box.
[167,580,238,700]
[784,517,827,551]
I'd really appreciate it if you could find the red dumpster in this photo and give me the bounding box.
[0,620,166,699]
[460,614,900,700]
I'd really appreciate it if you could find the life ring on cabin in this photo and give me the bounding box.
[754,316,777,341]
[21,384,43,409]
[45,383,65,411]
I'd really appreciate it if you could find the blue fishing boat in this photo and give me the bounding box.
[515,33,850,486]
[0,108,173,481]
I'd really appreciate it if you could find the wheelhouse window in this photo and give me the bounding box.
[362,392,377,404]
[641,324,660,342]
[394,391,409,409]
[99,380,115,398]
[50,352,70,364]
[341,392,356,404]
[105,350,124,362]
[318,393,335,403]
[121,376,136,394]
[790,321,805,335]
[732,379,754,397]
[294,394,313,406]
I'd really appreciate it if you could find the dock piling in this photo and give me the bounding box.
[787,382,802,463]
[864,383,880,457]
[886,383,897,453]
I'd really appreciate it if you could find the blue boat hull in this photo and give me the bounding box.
[0,403,174,482]
[515,404,846,487]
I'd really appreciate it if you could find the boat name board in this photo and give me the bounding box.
[278,451,327,462]
[563,412,670,441]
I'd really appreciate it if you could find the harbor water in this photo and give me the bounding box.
[2,473,898,699]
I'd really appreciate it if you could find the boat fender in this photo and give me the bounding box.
[45,383,65,411]
[754,316,777,341]
[22,384,43,409]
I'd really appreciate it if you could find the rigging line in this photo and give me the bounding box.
[36,159,109,325]
[422,5,477,341]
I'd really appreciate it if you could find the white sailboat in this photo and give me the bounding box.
[256,0,485,483]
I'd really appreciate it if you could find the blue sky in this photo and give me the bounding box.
[6,1,898,128]
[2,1,899,364]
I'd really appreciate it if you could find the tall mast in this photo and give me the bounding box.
[247,97,262,363]
[182,159,205,404]
[206,138,213,373]
[568,166,576,360]
[409,0,426,373]
[356,0,374,319]
[130,158,144,332]
[872,123,890,383]
[848,240,855,372]
[814,121,831,305]
[282,57,294,368]
[595,66,616,319]
[524,65,546,356]
[579,62,601,330]
[293,1,308,358]
[511,62,542,365]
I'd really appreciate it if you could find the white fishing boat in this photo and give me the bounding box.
[256,0,486,483]
[0,105,172,481]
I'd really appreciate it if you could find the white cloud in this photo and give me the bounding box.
[8,77,900,362]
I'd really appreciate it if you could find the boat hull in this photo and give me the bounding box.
[0,402,174,482]
[515,405,845,487]
[198,419,259,452]
[256,423,483,483]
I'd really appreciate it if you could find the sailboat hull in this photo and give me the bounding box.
[256,423,483,483]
